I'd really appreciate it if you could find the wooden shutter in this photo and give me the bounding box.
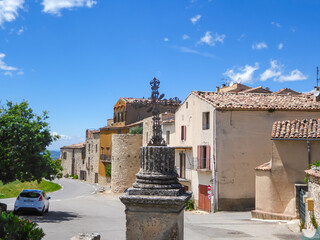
[184,126,186,140]
[197,145,201,169]
[206,145,210,170]
[181,126,184,140]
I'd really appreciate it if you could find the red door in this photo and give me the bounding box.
[198,184,210,212]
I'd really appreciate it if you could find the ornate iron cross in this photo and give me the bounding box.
[148,77,166,146]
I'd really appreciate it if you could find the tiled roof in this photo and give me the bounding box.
[121,97,180,105]
[255,161,271,171]
[61,142,86,149]
[274,88,301,95]
[242,86,272,93]
[271,119,320,139]
[192,91,320,111]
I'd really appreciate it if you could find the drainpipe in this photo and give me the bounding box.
[307,140,311,166]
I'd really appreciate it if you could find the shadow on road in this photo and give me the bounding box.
[17,211,80,223]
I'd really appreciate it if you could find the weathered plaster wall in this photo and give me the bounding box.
[111,134,142,193]
[61,149,73,176]
[216,110,320,210]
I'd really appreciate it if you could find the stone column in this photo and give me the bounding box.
[120,146,191,240]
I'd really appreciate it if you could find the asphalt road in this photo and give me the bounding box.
[1,179,303,240]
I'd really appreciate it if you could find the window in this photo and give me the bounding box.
[197,145,210,170]
[96,144,98,153]
[202,112,210,130]
[106,148,110,160]
[88,144,91,152]
[179,153,186,178]
[101,147,104,155]
[186,102,188,109]
[166,131,170,145]
[63,152,67,160]
[181,125,186,141]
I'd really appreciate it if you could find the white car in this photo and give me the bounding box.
[14,189,50,215]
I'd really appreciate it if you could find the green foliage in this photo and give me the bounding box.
[129,126,143,134]
[0,212,45,240]
[72,175,78,179]
[64,173,70,178]
[185,199,195,211]
[311,213,318,229]
[0,180,61,199]
[0,101,61,184]
[304,161,320,183]
[106,164,111,177]
[299,219,305,232]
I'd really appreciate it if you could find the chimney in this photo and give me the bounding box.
[314,86,320,102]
[216,86,220,93]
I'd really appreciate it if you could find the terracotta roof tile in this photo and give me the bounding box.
[255,161,271,171]
[271,119,320,139]
[61,142,86,149]
[274,88,301,95]
[241,86,272,93]
[192,91,320,111]
[121,97,180,106]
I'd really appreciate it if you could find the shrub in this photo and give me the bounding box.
[299,219,305,232]
[64,173,70,178]
[185,199,195,211]
[129,126,143,134]
[106,164,111,177]
[311,213,318,229]
[0,212,45,240]
[304,161,320,183]
[72,175,78,179]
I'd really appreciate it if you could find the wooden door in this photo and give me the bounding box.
[198,184,209,212]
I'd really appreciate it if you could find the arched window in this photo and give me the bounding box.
[121,109,124,122]
[117,111,120,123]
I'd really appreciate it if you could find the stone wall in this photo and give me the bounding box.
[111,134,142,193]
[306,173,320,229]
[85,131,100,184]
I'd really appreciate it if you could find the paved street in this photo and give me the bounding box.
[1,179,303,240]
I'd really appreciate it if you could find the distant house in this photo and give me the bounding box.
[171,87,320,211]
[85,130,100,184]
[60,142,86,177]
[253,119,320,220]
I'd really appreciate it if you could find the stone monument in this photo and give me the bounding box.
[120,78,192,240]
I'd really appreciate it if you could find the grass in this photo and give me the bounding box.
[0,180,61,199]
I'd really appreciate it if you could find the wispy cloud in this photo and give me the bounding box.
[182,34,189,40]
[0,0,24,26]
[199,31,226,47]
[224,63,259,84]
[260,60,282,81]
[190,14,201,24]
[42,0,97,15]
[277,69,308,82]
[252,42,268,50]
[172,46,215,58]
[51,131,72,140]
[271,21,281,28]
[278,43,283,50]
[0,53,18,71]
[17,27,24,35]
[163,38,169,42]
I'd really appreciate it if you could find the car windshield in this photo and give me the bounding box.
[20,192,40,198]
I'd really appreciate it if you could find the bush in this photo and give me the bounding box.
[106,164,111,177]
[72,175,78,179]
[185,199,195,211]
[64,173,70,178]
[129,126,143,134]
[0,212,45,240]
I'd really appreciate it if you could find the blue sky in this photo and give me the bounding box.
[0,0,319,150]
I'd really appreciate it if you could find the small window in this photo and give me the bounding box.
[197,145,210,170]
[63,152,67,160]
[88,144,91,152]
[186,102,188,109]
[202,112,210,130]
[166,131,170,145]
[101,147,104,155]
[96,144,98,153]
[181,126,186,141]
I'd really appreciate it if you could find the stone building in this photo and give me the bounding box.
[253,119,320,219]
[171,88,320,211]
[305,169,320,230]
[84,130,101,184]
[60,142,86,177]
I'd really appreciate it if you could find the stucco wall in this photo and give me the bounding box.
[61,149,73,176]
[216,110,320,210]
[111,134,142,193]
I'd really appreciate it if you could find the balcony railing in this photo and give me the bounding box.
[100,154,111,163]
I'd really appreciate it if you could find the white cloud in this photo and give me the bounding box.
[0,53,18,71]
[252,42,268,50]
[163,38,169,42]
[0,0,24,26]
[190,14,201,24]
[17,70,23,75]
[4,71,13,76]
[199,31,225,46]
[260,60,283,81]
[277,69,308,82]
[42,0,97,15]
[172,46,215,58]
[17,26,24,35]
[271,21,281,28]
[278,43,283,50]
[182,34,189,40]
[224,63,259,84]
[51,131,72,140]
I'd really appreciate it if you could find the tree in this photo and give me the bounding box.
[0,101,62,184]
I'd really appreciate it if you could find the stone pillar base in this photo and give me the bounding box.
[125,203,185,240]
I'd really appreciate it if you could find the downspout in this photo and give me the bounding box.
[307,140,311,166]
[213,109,217,213]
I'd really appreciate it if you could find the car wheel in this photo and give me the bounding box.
[38,207,44,216]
